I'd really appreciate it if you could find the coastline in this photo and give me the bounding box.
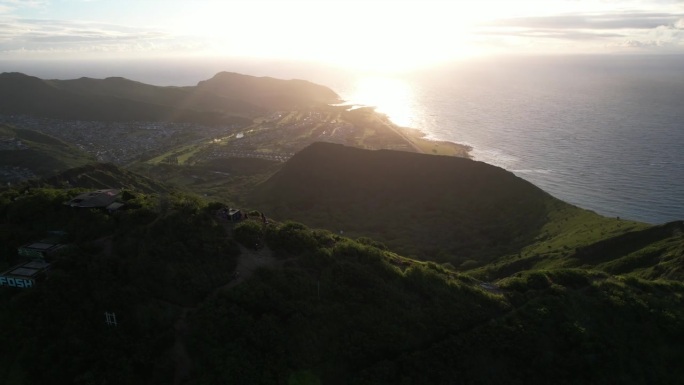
[399,125,472,158]
[338,103,472,158]
[374,108,472,158]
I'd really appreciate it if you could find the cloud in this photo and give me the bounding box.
[0,18,203,56]
[623,39,661,48]
[0,0,47,6]
[486,12,684,30]
[2,2,684,58]
[0,0,47,12]
[477,10,684,53]
[620,17,684,49]
[0,2,190,57]
[479,29,626,41]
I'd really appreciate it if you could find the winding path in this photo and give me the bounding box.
[172,243,280,384]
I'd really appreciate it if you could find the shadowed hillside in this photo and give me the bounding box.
[51,76,266,118]
[1,189,682,385]
[0,124,94,181]
[249,142,564,263]
[25,163,171,193]
[2,66,683,385]
[477,218,684,281]
[195,71,341,110]
[0,73,234,124]
[0,71,340,125]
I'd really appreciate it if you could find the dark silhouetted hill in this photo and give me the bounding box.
[249,142,561,262]
[196,71,341,110]
[0,71,340,124]
[51,76,265,118]
[25,163,170,193]
[1,190,683,385]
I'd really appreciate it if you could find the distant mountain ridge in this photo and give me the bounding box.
[0,71,340,124]
[196,71,341,109]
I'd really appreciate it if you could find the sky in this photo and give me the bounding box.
[1,0,684,73]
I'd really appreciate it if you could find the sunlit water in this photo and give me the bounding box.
[340,77,417,128]
[334,56,684,224]
[4,55,683,224]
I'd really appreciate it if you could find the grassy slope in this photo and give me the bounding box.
[129,157,280,205]
[0,187,682,384]
[29,163,171,193]
[248,142,639,266]
[472,199,684,281]
[190,222,684,385]
[0,189,238,384]
[0,84,681,383]
[0,125,95,176]
[6,129,674,284]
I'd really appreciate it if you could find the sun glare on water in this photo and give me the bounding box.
[344,77,417,128]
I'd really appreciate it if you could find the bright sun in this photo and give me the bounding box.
[173,0,579,72]
[346,77,416,127]
[175,0,522,72]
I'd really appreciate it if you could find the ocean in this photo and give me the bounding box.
[331,55,684,225]
[3,55,683,224]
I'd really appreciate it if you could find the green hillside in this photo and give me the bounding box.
[477,215,683,281]
[246,143,684,282]
[29,163,171,193]
[0,188,682,385]
[0,70,682,385]
[130,157,280,206]
[247,142,639,266]
[0,125,94,182]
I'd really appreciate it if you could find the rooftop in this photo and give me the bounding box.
[22,242,57,251]
[18,240,63,259]
[66,189,121,208]
[3,260,50,279]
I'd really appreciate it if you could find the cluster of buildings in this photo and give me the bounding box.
[0,115,242,165]
[0,109,384,174]
[65,188,124,211]
[1,189,125,289]
[0,166,37,184]
[0,135,34,183]
[0,232,63,289]
[0,137,28,151]
[191,110,360,164]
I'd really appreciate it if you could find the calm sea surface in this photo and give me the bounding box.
[4,55,684,224]
[332,55,684,224]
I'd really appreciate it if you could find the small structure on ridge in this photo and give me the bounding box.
[217,207,243,222]
[66,189,121,209]
[1,232,65,289]
[0,260,51,288]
